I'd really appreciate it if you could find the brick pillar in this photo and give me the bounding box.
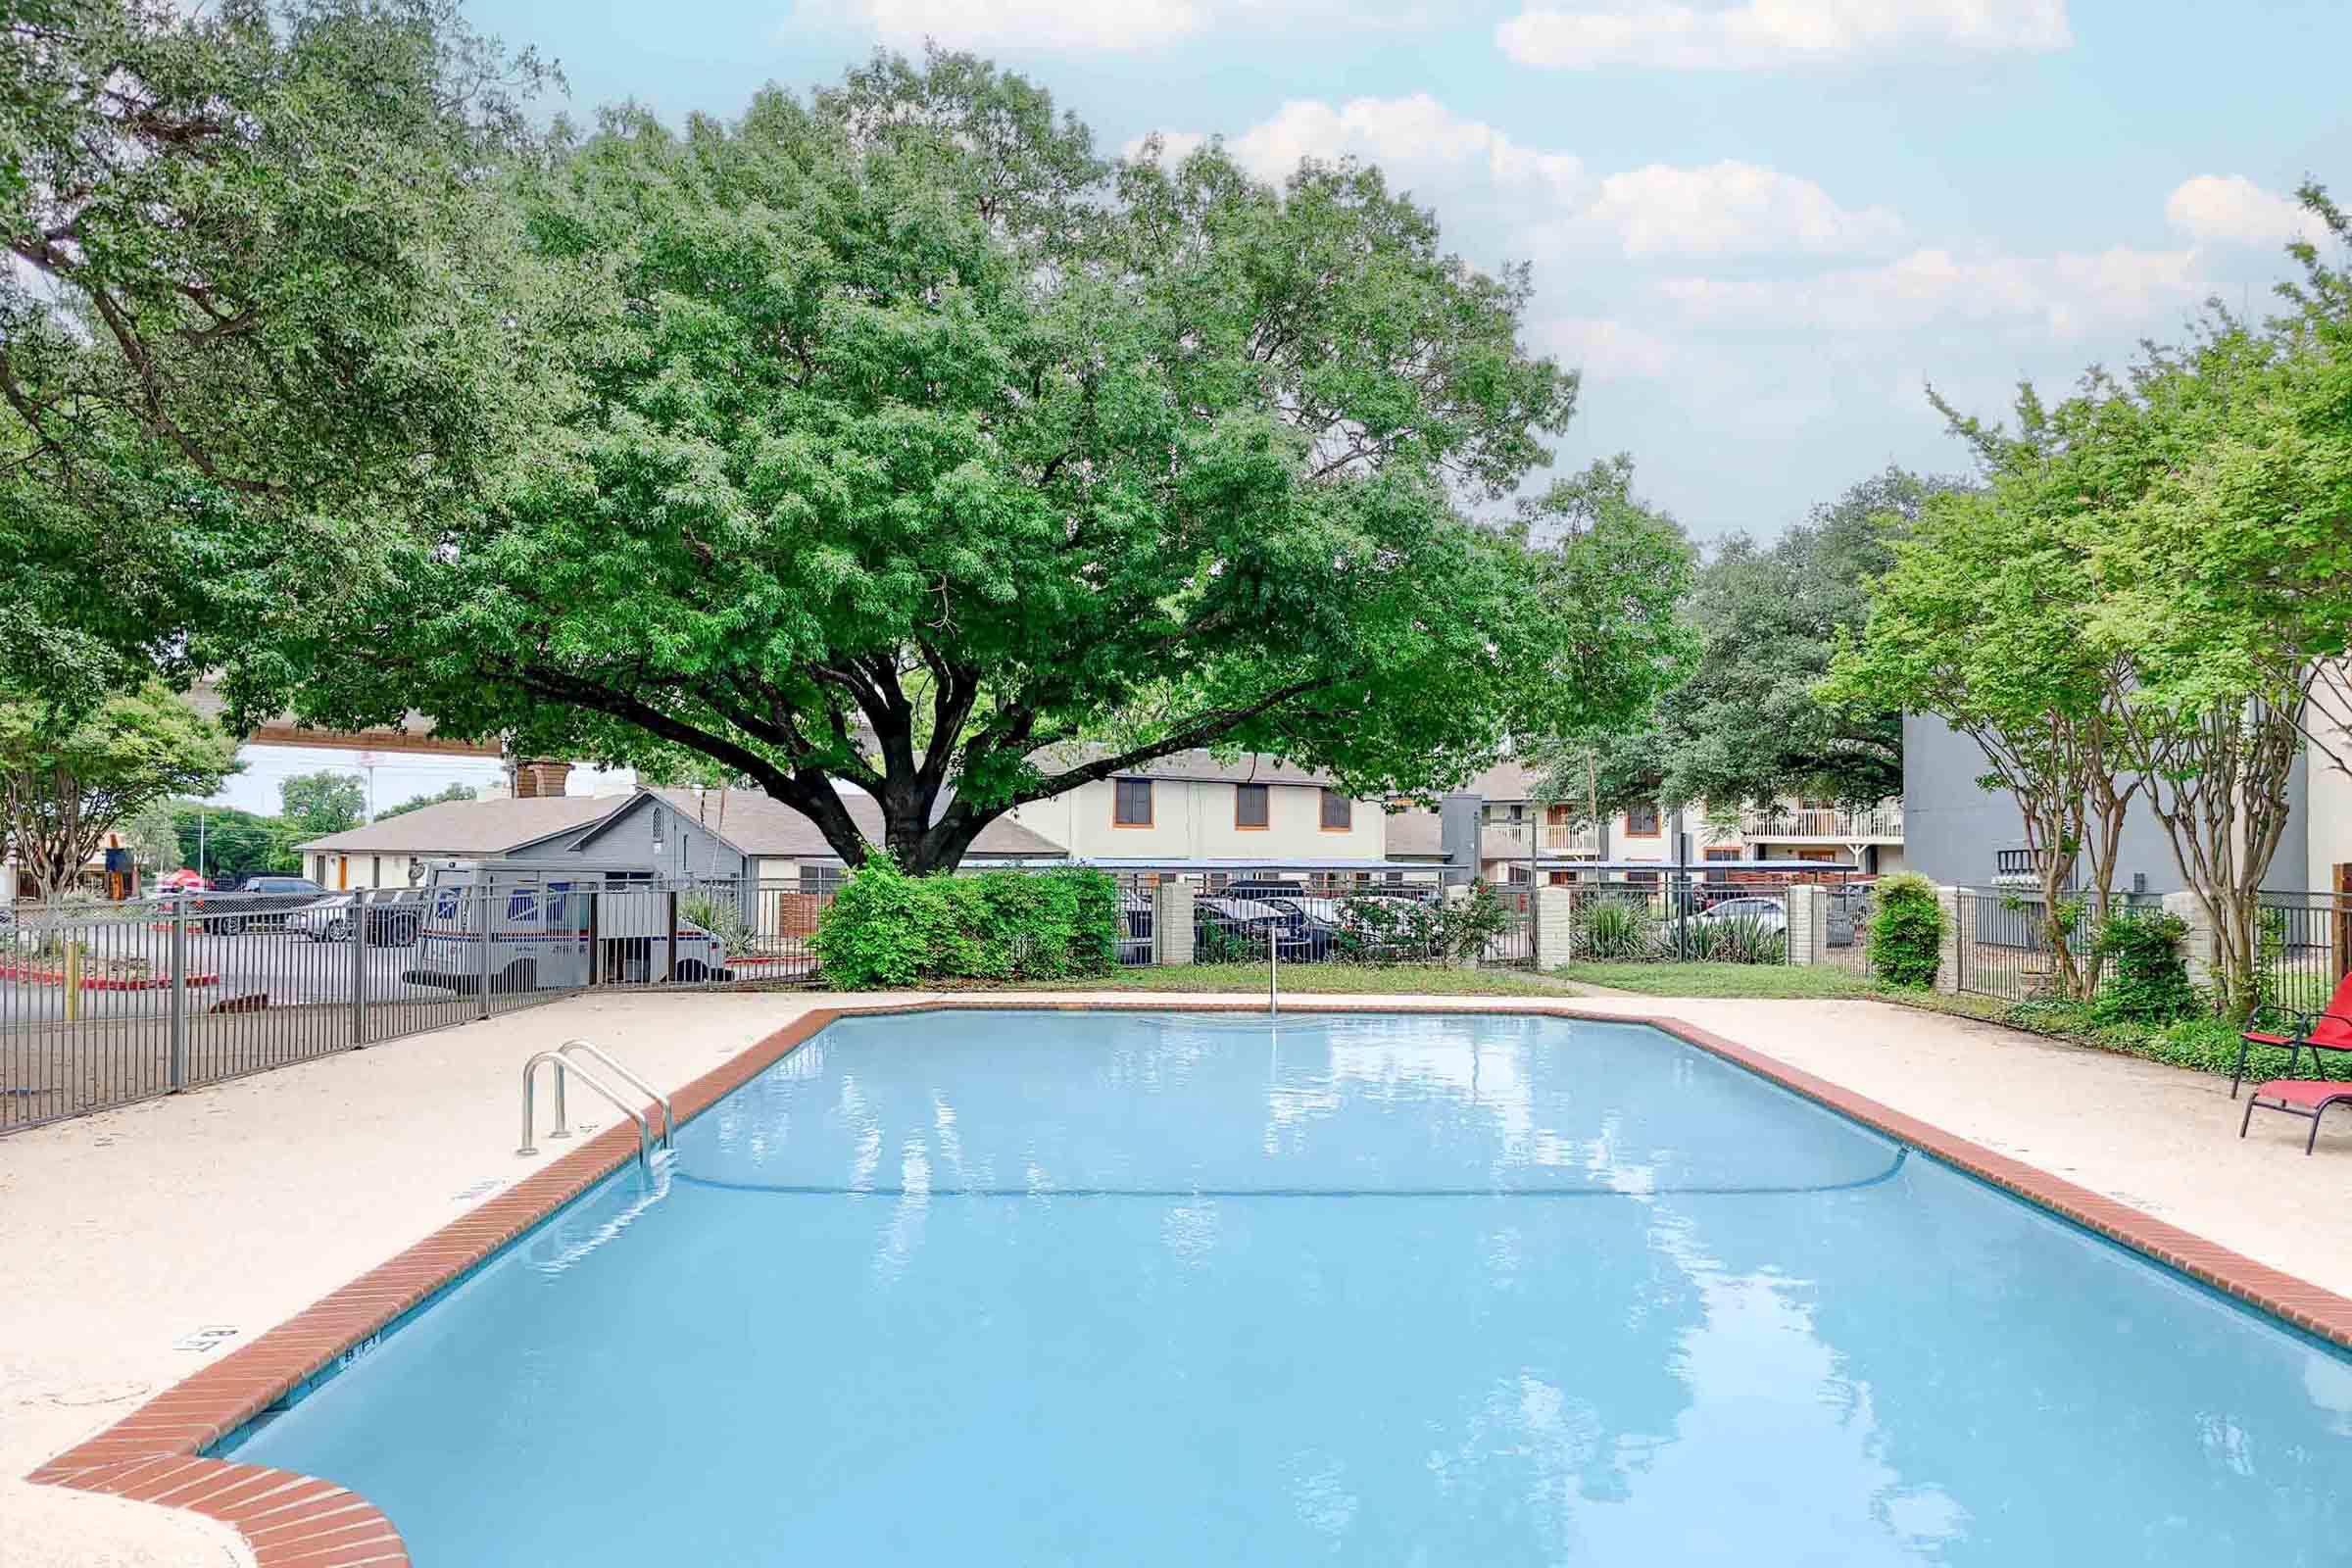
[1936,886,1965,994]
[1787,885,1828,965]
[1535,885,1575,968]
[1152,880,1196,966]
[2162,890,2217,992]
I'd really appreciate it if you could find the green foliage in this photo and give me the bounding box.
[2004,1001,2312,1083]
[0,684,239,896]
[1659,911,1787,965]
[1577,899,1653,959]
[248,51,1690,874]
[377,783,479,819]
[122,799,183,871]
[812,857,1120,988]
[168,802,291,883]
[1331,896,1445,963]
[1,0,557,697]
[679,892,755,957]
[1536,466,1957,817]
[278,771,367,838]
[1869,872,1943,989]
[2089,911,2197,1026]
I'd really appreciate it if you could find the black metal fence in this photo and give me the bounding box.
[1555,881,1792,965]
[1106,867,1530,969]
[2247,893,2348,1015]
[0,876,831,1135]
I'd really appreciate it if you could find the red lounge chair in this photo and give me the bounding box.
[2230,969,2352,1099]
[2238,1078,2352,1155]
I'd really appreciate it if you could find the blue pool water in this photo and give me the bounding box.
[228,1010,2352,1564]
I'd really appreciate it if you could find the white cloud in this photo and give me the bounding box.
[811,0,1424,53]
[1497,0,2071,70]
[1536,317,1680,380]
[1656,244,2209,338]
[1578,162,1905,258]
[1132,98,1899,262]
[1140,93,1589,204]
[2164,174,2329,249]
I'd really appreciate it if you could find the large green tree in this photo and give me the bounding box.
[0,684,238,897]
[1,0,552,692]
[253,53,1691,872]
[1535,466,1951,820]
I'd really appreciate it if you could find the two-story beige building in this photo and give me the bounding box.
[1004,750,1387,865]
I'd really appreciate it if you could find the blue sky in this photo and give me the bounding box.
[462,0,2348,540]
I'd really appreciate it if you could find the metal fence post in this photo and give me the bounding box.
[168,897,188,1091]
[665,890,679,984]
[351,890,368,1048]
[587,889,602,988]
[476,885,493,1020]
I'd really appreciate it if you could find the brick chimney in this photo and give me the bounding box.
[512,760,572,799]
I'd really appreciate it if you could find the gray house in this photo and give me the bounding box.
[554,788,1067,891]
[1900,712,2313,895]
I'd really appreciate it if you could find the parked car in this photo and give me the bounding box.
[196,875,328,935]
[154,868,210,894]
[1686,895,1788,933]
[288,891,424,947]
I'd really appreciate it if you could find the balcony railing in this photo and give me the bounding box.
[1738,803,1904,841]
[1537,824,1601,856]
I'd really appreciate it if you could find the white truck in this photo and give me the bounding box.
[400,859,737,994]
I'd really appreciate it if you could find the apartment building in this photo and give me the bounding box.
[1004,750,1387,864]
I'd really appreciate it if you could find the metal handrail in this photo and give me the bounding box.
[557,1038,673,1152]
[518,1052,656,1175]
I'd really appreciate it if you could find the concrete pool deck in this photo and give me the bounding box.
[6,989,2351,1565]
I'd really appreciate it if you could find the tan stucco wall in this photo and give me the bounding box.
[1009,778,1385,861]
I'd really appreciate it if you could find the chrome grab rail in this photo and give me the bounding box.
[557,1037,673,1152]
[518,1051,656,1175]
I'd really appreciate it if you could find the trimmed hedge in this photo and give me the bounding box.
[1869,871,1943,989]
[812,858,1120,988]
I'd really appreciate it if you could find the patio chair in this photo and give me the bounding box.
[2237,1078,2352,1155]
[2230,969,2352,1099]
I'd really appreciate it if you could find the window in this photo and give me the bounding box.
[1703,846,1740,861]
[1113,778,1153,827]
[1235,783,1269,829]
[800,863,846,895]
[1320,789,1353,832]
[1625,803,1662,837]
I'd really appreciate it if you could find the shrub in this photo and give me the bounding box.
[2089,910,2196,1026]
[812,858,1120,988]
[1578,899,1652,960]
[1437,880,1513,964]
[1332,896,1443,964]
[679,891,755,957]
[1870,871,1942,989]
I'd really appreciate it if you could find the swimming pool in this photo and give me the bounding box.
[223,1009,2352,1564]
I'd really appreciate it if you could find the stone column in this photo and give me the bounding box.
[1935,885,1966,994]
[2162,890,2218,993]
[1535,884,1575,969]
[1787,885,1829,966]
[1152,879,1196,966]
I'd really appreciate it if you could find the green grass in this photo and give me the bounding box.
[1002,962,1573,997]
[1553,962,1889,999]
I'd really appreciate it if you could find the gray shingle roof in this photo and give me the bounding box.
[293,795,620,855]
[644,789,1065,859]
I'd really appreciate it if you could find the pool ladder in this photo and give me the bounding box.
[517,1038,675,1176]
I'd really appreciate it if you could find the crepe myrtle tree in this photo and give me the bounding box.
[250,52,1694,873]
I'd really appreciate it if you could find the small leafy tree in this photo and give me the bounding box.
[1824,432,2139,1003]
[1868,872,1943,989]
[0,686,238,897]
[279,771,367,838]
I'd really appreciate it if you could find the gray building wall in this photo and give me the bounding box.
[507,795,752,884]
[1902,712,2310,894]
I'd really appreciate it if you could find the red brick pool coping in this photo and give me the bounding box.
[29,998,2352,1563]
